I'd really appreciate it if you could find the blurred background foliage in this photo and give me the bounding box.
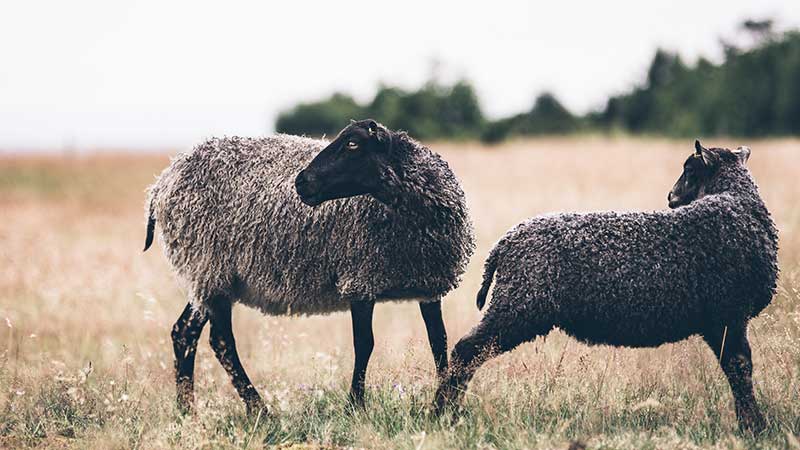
[276,80,486,141]
[276,21,800,143]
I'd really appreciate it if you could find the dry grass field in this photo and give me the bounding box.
[1,137,799,449]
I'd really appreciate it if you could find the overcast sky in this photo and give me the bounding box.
[1,1,798,150]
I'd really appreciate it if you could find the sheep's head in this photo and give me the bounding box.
[295,119,394,207]
[667,140,751,209]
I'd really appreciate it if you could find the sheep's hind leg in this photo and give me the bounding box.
[172,302,208,413]
[420,300,448,380]
[434,315,543,414]
[703,324,766,434]
[349,300,375,407]
[207,295,266,416]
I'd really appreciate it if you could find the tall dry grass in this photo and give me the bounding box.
[0,137,799,449]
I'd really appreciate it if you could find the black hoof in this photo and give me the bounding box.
[348,391,366,409]
[433,376,462,412]
[739,412,767,436]
[176,383,195,415]
[245,398,270,419]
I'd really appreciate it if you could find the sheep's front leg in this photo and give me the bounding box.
[433,320,496,414]
[207,296,266,416]
[703,324,766,434]
[434,313,546,415]
[349,299,375,406]
[172,302,208,413]
[420,299,448,380]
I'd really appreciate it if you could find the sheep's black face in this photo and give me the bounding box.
[296,119,392,206]
[668,141,753,209]
[668,140,718,209]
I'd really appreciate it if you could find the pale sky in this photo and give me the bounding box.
[1,1,798,150]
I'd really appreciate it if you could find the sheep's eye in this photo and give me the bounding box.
[346,140,359,150]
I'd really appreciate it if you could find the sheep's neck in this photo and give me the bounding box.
[384,188,459,222]
[373,172,464,226]
[710,173,769,216]
[370,135,467,225]
[706,174,776,244]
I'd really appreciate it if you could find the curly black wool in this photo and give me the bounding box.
[437,144,777,433]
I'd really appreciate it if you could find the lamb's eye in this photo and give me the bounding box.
[346,141,359,150]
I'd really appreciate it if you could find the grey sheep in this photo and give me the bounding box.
[144,120,474,414]
[434,141,778,434]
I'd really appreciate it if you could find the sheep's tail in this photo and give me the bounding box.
[476,245,501,310]
[143,198,156,252]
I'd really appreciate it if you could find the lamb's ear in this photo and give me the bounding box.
[694,139,717,167]
[733,146,751,164]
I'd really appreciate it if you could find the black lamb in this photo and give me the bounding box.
[434,141,778,434]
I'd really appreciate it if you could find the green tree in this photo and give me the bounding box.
[275,93,363,137]
[276,21,800,142]
[594,23,800,138]
[277,79,486,140]
[482,92,577,143]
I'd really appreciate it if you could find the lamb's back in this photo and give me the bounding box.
[490,201,764,345]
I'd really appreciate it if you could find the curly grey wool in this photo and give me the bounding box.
[145,133,474,315]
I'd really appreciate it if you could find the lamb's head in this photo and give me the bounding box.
[295,119,396,207]
[668,140,752,209]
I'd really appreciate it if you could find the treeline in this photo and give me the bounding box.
[276,23,800,142]
[276,81,486,141]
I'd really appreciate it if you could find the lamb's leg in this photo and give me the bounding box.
[434,315,542,414]
[207,295,265,416]
[420,300,448,380]
[171,302,208,413]
[349,299,375,406]
[703,324,766,434]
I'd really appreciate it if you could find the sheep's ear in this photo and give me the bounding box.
[366,119,388,145]
[367,120,378,137]
[733,146,751,164]
[694,139,704,156]
[694,139,704,160]
[694,139,716,167]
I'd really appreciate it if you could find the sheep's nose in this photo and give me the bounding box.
[295,169,318,196]
[667,192,680,208]
[295,169,314,187]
